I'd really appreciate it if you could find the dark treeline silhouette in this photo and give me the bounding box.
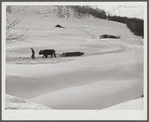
[108,15,127,23]
[70,6,107,19]
[108,15,144,38]
[126,18,144,38]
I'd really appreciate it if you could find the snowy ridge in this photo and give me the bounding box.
[102,98,143,110]
[6,94,52,110]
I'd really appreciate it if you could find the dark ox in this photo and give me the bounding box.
[39,49,56,58]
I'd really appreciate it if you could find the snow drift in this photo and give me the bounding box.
[6,6,144,110]
[5,94,52,110]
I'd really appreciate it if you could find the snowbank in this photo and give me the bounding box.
[5,94,52,110]
[102,98,143,110]
[28,79,142,109]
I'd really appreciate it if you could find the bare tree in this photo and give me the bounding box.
[33,6,71,19]
[33,6,53,15]
[6,6,29,43]
[55,6,64,18]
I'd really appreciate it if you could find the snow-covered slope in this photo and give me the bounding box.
[6,6,144,110]
[5,94,52,110]
[102,98,143,110]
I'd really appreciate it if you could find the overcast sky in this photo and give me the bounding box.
[95,5,144,19]
[87,2,145,20]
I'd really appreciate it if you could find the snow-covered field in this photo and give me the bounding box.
[5,7,144,110]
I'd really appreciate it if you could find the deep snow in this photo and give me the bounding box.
[5,94,51,110]
[6,6,144,110]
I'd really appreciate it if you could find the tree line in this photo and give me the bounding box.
[70,6,107,19]
[107,15,144,38]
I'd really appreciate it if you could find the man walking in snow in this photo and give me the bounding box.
[31,48,35,59]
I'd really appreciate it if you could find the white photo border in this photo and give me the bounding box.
[2,2,147,120]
